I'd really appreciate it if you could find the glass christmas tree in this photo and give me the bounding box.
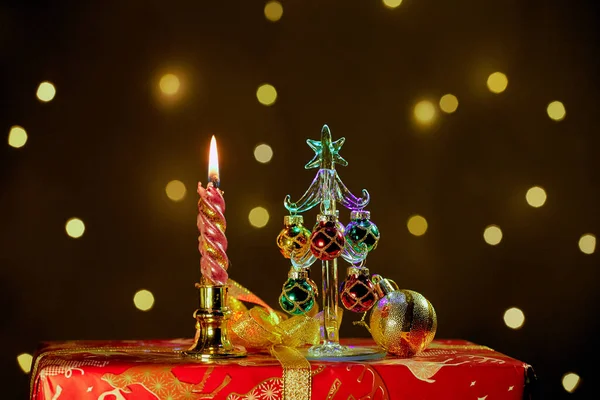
[277,125,385,360]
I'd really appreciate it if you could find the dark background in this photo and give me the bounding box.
[1,0,598,398]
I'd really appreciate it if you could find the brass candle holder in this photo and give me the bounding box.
[183,283,246,359]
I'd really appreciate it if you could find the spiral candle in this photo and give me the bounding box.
[197,181,229,285]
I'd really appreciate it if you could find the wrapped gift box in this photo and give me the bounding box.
[30,338,534,399]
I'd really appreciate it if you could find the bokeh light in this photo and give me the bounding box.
[547,101,566,121]
[407,215,428,236]
[382,0,403,8]
[525,186,547,208]
[159,73,180,96]
[133,289,155,311]
[165,180,186,202]
[578,234,596,255]
[17,353,33,374]
[7,126,28,148]
[503,307,525,329]
[483,225,502,245]
[36,81,56,102]
[254,143,273,163]
[264,1,283,22]
[487,72,508,94]
[413,100,436,125]
[256,84,277,106]
[65,218,86,239]
[439,94,459,114]
[249,207,270,228]
[562,372,581,393]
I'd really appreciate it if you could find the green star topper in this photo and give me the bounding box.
[305,125,348,170]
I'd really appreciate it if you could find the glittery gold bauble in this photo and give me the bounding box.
[276,215,311,259]
[370,286,437,357]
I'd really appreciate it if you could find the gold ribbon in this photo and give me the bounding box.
[227,281,320,400]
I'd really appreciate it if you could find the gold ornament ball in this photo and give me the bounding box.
[370,289,437,357]
[276,216,312,259]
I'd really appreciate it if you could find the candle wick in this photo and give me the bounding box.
[210,176,220,189]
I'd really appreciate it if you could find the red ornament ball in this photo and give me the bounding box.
[310,220,345,260]
[340,268,378,312]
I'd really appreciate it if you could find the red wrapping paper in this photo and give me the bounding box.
[30,339,533,399]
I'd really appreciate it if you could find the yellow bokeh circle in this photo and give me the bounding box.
[264,1,283,22]
[65,218,86,239]
[439,94,458,114]
[134,289,155,311]
[249,207,270,228]
[487,72,508,94]
[256,84,277,106]
[407,215,428,236]
[165,180,187,202]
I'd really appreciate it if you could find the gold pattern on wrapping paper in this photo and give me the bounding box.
[346,364,389,399]
[428,343,492,351]
[194,366,216,392]
[392,360,467,383]
[311,364,326,377]
[376,352,507,383]
[30,346,184,396]
[103,364,232,399]
[326,378,341,400]
[30,345,236,399]
[465,355,506,364]
[227,377,283,400]
[38,358,108,382]
[194,375,232,398]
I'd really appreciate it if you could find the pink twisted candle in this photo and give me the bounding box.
[197,181,229,285]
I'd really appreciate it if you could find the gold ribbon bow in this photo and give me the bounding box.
[227,281,321,400]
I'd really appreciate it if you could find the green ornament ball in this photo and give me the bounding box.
[279,278,316,315]
[345,218,380,253]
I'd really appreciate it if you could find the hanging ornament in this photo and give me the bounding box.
[340,266,378,312]
[345,210,380,253]
[276,215,312,259]
[369,275,437,357]
[310,214,345,261]
[279,268,317,315]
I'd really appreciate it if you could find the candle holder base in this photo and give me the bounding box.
[182,284,247,360]
[184,346,247,360]
[306,342,386,362]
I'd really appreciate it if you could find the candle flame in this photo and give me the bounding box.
[208,135,219,185]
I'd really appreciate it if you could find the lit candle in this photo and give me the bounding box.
[197,136,229,285]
